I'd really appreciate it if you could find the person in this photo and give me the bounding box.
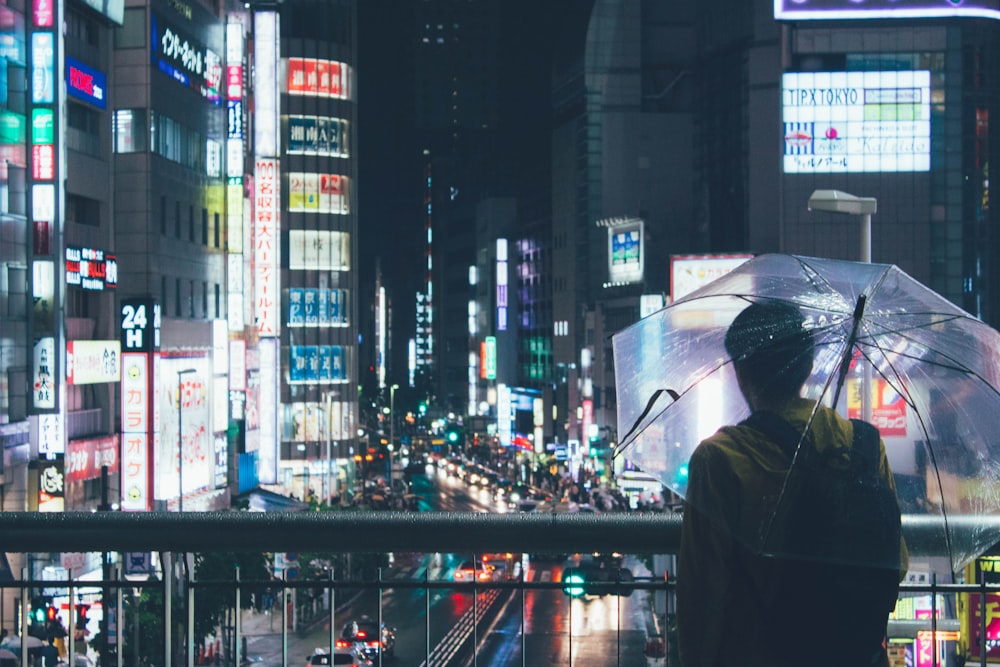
[40,639,58,667]
[676,300,908,667]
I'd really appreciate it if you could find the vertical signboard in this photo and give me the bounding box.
[119,298,160,511]
[254,159,279,336]
[226,20,246,332]
[252,11,278,156]
[28,3,61,415]
[257,339,278,484]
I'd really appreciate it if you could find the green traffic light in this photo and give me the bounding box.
[33,606,46,624]
[562,573,586,597]
[447,431,458,443]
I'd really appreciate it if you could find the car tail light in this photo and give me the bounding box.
[334,640,351,649]
[356,630,367,639]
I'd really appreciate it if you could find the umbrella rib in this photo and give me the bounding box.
[853,321,959,571]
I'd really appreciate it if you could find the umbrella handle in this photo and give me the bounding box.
[613,388,680,458]
[831,294,867,408]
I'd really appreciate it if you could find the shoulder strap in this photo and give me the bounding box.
[740,411,807,459]
[848,419,881,473]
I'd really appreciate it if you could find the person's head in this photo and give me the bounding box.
[725,300,814,406]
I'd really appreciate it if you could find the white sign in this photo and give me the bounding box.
[670,254,753,301]
[783,70,931,173]
[67,340,121,384]
[254,159,280,336]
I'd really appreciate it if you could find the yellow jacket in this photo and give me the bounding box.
[677,398,909,667]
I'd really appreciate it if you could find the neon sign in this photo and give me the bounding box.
[775,0,1000,21]
[66,57,107,109]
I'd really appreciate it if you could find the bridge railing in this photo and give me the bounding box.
[0,511,990,667]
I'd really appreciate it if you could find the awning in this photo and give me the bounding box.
[233,488,310,513]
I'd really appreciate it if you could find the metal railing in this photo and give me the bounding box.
[0,511,992,667]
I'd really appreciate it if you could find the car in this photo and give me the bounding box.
[340,616,396,660]
[453,559,495,582]
[305,647,372,667]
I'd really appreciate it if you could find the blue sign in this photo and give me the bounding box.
[66,57,107,109]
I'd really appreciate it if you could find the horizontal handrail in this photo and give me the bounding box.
[0,511,979,556]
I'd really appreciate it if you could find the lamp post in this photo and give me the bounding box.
[389,384,399,481]
[807,190,877,421]
[176,368,197,512]
[807,189,877,263]
[323,391,334,504]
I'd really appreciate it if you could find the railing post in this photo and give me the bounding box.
[116,564,124,667]
[187,562,195,667]
[425,566,430,663]
[931,572,937,667]
[20,567,27,667]
[329,569,335,657]
[281,570,288,667]
[981,570,988,667]
[520,565,526,667]
[68,570,75,667]
[235,566,242,667]
[164,552,172,667]
[377,567,383,664]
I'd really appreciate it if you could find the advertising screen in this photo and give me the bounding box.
[783,70,931,173]
[775,0,1000,21]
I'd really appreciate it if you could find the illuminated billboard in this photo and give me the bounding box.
[782,70,931,173]
[602,217,644,285]
[287,172,350,214]
[775,0,1000,21]
[151,14,222,104]
[670,254,753,301]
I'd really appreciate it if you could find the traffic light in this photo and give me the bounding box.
[561,568,588,597]
[444,423,463,446]
[560,565,634,598]
[76,604,90,630]
[32,604,47,624]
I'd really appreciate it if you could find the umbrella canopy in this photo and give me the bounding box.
[613,253,1000,573]
[2,636,43,650]
[0,648,16,660]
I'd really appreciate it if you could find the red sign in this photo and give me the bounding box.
[66,435,119,483]
[32,144,55,180]
[33,0,54,27]
[847,377,907,437]
[287,58,307,95]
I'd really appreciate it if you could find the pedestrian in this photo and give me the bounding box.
[40,639,58,667]
[676,300,908,667]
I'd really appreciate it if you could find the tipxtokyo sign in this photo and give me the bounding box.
[774,0,1000,20]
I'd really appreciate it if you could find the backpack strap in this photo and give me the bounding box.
[742,412,882,471]
[740,411,810,460]
[848,418,881,474]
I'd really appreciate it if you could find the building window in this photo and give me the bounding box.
[66,193,100,227]
[113,109,146,153]
[175,278,181,317]
[202,209,208,245]
[202,281,208,318]
[215,283,221,318]
[214,212,220,248]
[67,102,101,156]
[115,8,146,49]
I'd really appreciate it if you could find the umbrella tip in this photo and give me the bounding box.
[853,294,867,320]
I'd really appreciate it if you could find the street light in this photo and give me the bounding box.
[389,384,399,480]
[807,189,877,263]
[176,368,197,512]
[807,190,877,422]
[323,391,335,504]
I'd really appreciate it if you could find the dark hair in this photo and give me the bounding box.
[725,300,814,397]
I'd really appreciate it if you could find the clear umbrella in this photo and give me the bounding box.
[613,253,1000,573]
